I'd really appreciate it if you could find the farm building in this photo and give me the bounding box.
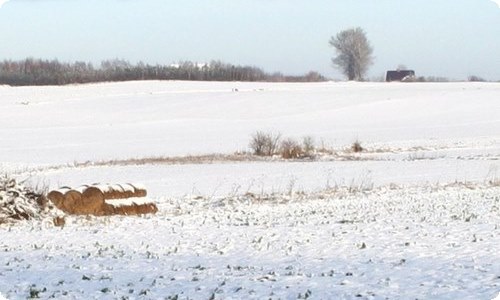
[386,70,415,82]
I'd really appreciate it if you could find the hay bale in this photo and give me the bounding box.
[130,183,147,198]
[47,188,69,208]
[103,198,158,216]
[136,203,158,214]
[104,184,125,199]
[102,203,157,216]
[61,190,82,214]
[81,187,106,215]
[47,183,154,216]
[86,183,148,200]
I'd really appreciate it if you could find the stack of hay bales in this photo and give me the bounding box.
[47,183,157,216]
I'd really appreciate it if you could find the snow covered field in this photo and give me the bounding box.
[1,81,499,299]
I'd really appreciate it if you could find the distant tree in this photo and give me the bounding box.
[329,27,374,81]
[468,75,486,82]
[0,58,327,86]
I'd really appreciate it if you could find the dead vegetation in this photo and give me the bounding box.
[0,175,63,225]
[351,140,364,153]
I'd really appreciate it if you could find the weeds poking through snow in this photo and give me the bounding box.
[351,140,364,153]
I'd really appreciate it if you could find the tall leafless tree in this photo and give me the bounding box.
[329,27,374,81]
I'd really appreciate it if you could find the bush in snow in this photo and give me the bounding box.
[351,140,364,153]
[280,138,304,159]
[302,136,316,157]
[249,131,281,156]
[0,174,63,224]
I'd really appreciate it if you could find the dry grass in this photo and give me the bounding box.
[280,138,303,159]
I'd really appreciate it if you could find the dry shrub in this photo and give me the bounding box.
[53,216,65,227]
[302,136,315,157]
[1,175,62,223]
[249,131,281,156]
[280,138,303,159]
[351,140,364,153]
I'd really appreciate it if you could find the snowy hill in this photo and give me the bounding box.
[0,81,499,299]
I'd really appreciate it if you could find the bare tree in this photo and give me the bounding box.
[329,27,374,81]
[249,131,281,156]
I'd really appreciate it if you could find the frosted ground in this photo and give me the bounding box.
[0,81,499,299]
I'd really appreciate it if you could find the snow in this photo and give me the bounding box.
[1,81,499,166]
[1,80,499,299]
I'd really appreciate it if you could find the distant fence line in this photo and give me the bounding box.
[0,58,326,86]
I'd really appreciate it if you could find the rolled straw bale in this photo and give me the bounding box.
[112,204,139,215]
[130,183,147,198]
[103,203,157,216]
[136,203,158,214]
[104,184,125,200]
[100,203,116,216]
[81,187,105,215]
[118,183,136,198]
[47,183,153,216]
[62,190,82,214]
[47,187,70,208]
[107,184,135,199]
[103,198,158,215]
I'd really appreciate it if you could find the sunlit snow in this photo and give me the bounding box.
[1,81,499,299]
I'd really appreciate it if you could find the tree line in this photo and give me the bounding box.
[0,58,326,86]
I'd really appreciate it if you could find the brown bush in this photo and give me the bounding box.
[53,216,65,227]
[351,140,364,153]
[302,136,315,157]
[249,131,281,156]
[280,138,304,159]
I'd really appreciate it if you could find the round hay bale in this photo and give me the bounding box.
[130,183,147,198]
[137,203,158,214]
[119,183,136,198]
[47,190,66,208]
[101,202,157,216]
[114,204,139,215]
[105,184,126,200]
[62,190,82,214]
[101,204,116,216]
[81,187,105,215]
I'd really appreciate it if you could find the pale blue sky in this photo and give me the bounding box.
[1,0,499,80]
